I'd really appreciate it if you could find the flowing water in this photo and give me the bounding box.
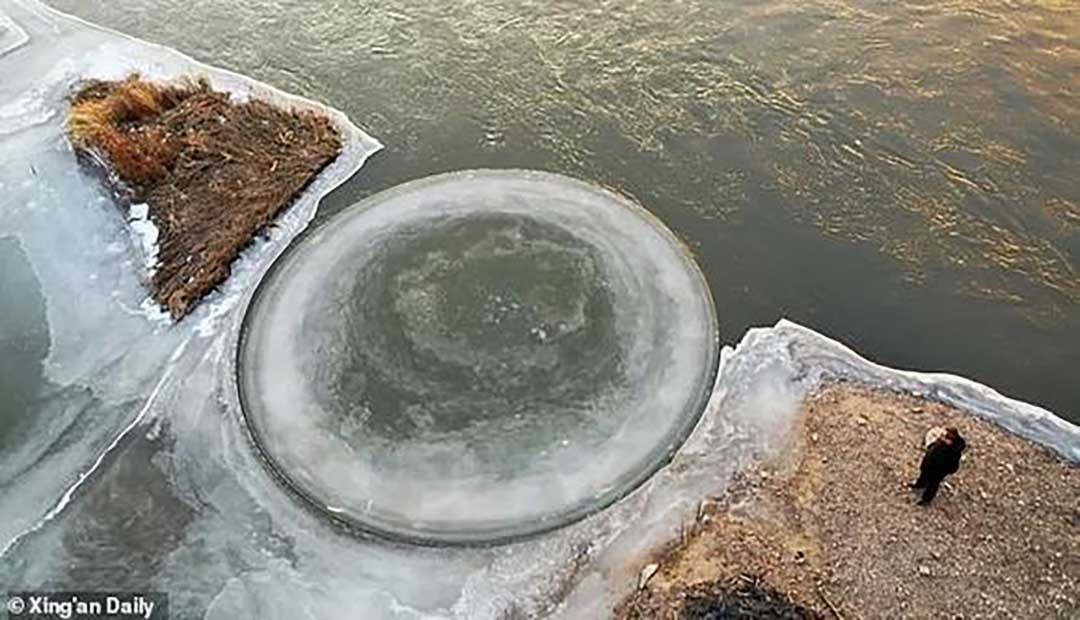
[42,0,1080,421]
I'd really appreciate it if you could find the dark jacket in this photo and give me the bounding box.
[922,435,966,478]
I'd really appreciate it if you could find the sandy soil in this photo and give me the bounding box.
[617,384,1079,619]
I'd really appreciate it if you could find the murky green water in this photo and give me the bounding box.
[43,0,1080,420]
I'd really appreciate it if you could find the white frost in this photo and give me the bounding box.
[127,202,159,275]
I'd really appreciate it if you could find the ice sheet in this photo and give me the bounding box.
[0,8,27,55]
[1,1,1077,618]
[0,0,381,560]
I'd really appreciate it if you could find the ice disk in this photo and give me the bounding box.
[238,170,720,544]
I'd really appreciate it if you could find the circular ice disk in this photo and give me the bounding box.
[239,170,719,545]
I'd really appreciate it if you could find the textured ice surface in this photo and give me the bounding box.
[2,1,1078,618]
[0,8,27,55]
[239,170,720,543]
[0,0,380,579]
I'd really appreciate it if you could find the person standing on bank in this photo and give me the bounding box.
[910,426,966,505]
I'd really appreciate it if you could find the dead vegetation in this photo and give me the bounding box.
[68,76,192,185]
[68,74,342,318]
[679,576,821,620]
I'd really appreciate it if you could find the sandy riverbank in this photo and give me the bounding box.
[616,384,1079,619]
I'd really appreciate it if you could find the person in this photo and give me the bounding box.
[909,426,966,505]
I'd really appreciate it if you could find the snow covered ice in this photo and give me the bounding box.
[1,1,1078,619]
[126,203,159,276]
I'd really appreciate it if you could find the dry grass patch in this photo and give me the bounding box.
[68,76,192,185]
[67,74,342,318]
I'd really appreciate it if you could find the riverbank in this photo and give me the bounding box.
[616,384,1079,619]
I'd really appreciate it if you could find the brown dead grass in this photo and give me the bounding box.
[617,385,1080,620]
[68,76,191,185]
[67,74,341,318]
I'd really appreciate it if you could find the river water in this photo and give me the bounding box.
[42,0,1080,421]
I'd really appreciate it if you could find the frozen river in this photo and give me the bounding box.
[1,1,1079,618]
